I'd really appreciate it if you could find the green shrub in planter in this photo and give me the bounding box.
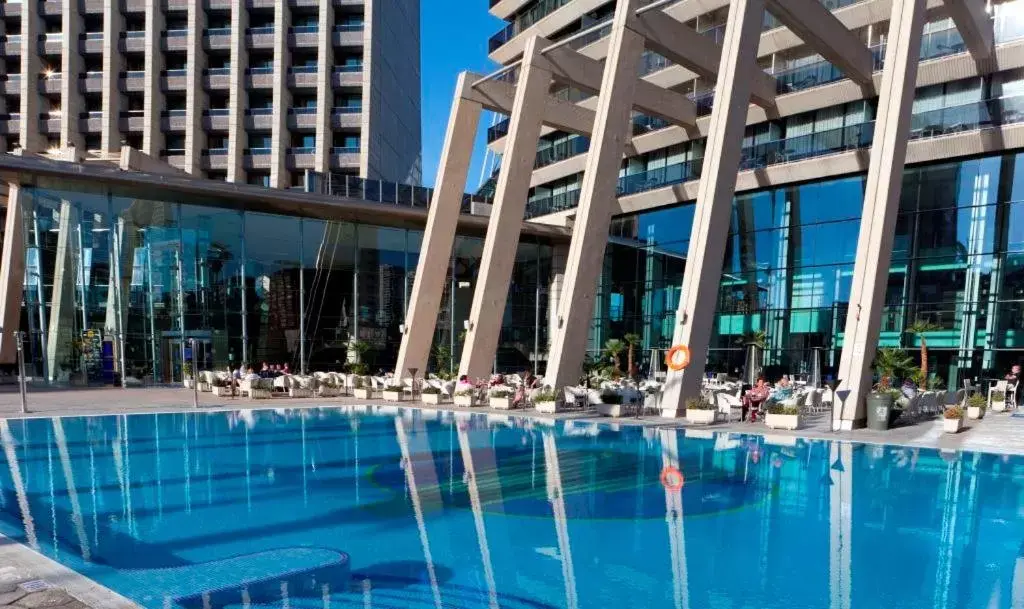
[684,397,714,410]
[490,388,514,398]
[455,388,475,397]
[944,405,964,419]
[966,394,986,409]
[534,388,559,402]
[991,390,1006,403]
[766,404,800,416]
[421,386,441,395]
[383,385,404,393]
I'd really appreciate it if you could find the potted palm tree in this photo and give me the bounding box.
[905,319,940,385]
[867,348,914,431]
[603,339,626,375]
[623,333,642,379]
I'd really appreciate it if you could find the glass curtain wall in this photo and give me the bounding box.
[601,151,1024,387]
[13,178,554,383]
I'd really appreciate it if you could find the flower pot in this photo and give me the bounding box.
[353,387,372,400]
[535,400,559,414]
[866,392,893,431]
[685,408,716,425]
[454,394,476,407]
[490,397,514,410]
[991,399,1007,412]
[421,393,444,405]
[943,416,964,433]
[765,412,800,430]
[596,403,624,417]
[967,405,985,420]
[382,390,404,402]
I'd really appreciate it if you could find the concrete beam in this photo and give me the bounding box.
[660,0,768,413]
[942,0,994,60]
[119,146,187,176]
[143,1,165,157]
[632,10,777,108]
[459,37,552,378]
[766,0,875,87]
[0,184,25,364]
[467,73,595,137]
[835,0,926,429]
[538,41,697,127]
[60,0,84,151]
[46,200,78,382]
[544,0,648,390]
[393,73,482,377]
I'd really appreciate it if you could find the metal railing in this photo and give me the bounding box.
[307,171,493,213]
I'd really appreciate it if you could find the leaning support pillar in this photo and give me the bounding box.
[47,200,79,382]
[835,0,926,430]
[659,0,767,414]
[458,36,554,378]
[0,184,25,364]
[543,0,647,391]
[393,74,482,377]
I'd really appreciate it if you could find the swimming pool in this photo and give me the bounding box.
[0,406,1021,608]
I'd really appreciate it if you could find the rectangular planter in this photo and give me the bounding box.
[198,382,212,393]
[454,394,476,407]
[943,417,964,433]
[183,379,195,389]
[685,408,716,424]
[289,388,314,398]
[490,397,514,410]
[353,388,373,400]
[421,393,445,404]
[596,403,624,417]
[317,386,340,397]
[382,390,405,402]
[250,388,272,399]
[991,400,1007,412]
[535,400,558,414]
[212,386,233,397]
[765,413,800,430]
[967,406,985,420]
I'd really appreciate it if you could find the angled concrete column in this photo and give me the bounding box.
[184,0,207,176]
[659,0,767,414]
[315,0,335,174]
[143,4,166,157]
[47,200,79,381]
[547,245,567,353]
[19,0,43,153]
[60,0,84,151]
[0,184,26,364]
[458,37,554,378]
[270,2,292,189]
[393,74,481,377]
[543,0,646,391]
[101,0,124,154]
[227,5,247,183]
[829,442,853,609]
[835,0,926,430]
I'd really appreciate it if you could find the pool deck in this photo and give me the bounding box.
[0,385,1021,607]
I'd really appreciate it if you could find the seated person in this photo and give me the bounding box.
[901,378,918,400]
[743,377,771,422]
[771,376,794,402]
[1006,364,1020,385]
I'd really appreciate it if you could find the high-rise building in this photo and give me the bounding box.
[0,0,421,188]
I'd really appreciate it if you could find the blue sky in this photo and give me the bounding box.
[420,1,504,189]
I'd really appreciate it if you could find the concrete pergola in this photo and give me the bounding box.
[399,0,993,427]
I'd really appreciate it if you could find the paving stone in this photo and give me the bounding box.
[0,583,21,595]
[56,601,90,609]
[0,590,26,605]
[13,590,73,608]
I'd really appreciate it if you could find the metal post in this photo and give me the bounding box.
[190,337,198,409]
[299,220,306,375]
[15,330,27,414]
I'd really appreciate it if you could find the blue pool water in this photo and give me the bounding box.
[0,406,1022,609]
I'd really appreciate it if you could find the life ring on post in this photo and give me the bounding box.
[665,345,691,371]
[660,466,684,491]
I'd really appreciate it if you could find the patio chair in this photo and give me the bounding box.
[1008,379,1020,409]
[714,390,743,422]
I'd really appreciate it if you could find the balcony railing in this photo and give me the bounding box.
[334,106,361,113]
[290,25,319,34]
[307,171,491,213]
[165,29,188,37]
[205,27,232,36]
[290,147,315,154]
[205,67,231,76]
[487,0,573,53]
[247,107,273,115]
[334,65,363,73]
[246,26,275,35]
[290,65,318,74]
[334,23,364,32]
[125,30,145,38]
[205,108,230,116]
[290,107,317,114]
[248,147,272,154]
[247,66,274,75]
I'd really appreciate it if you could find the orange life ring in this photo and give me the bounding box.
[660,466,684,491]
[665,345,691,371]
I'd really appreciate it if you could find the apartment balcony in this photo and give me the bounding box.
[163,69,187,91]
[39,115,61,135]
[331,107,361,129]
[246,27,275,49]
[203,109,230,130]
[123,70,146,92]
[245,108,273,130]
[79,112,104,132]
[0,116,20,135]
[288,149,316,169]
[124,0,147,12]
[39,74,62,95]
[121,31,146,53]
[83,0,105,13]
[244,150,272,170]
[202,149,229,170]
[289,26,320,48]
[332,66,362,87]
[40,1,61,16]
[205,28,232,51]
[0,74,20,95]
[0,1,21,16]
[332,25,364,47]
[80,72,102,94]
[245,67,274,89]
[288,67,318,88]
[161,109,187,131]
[163,30,188,52]
[287,107,317,129]
[80,32,104,54]
[118,111,145,132]
[166,0,190,11]
[40,33,63,55]
[330,147,360,168]
[204,67,230,90]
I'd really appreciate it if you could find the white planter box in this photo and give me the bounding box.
[490,397,514,410]
[596,403,624,417]
[454,394,476,407]
[685,408,716,424]
[535,400,559,414]
[183,379,195,389]
[991,399,1007,412]
[198,382,212,393]
[250,388,272,399]
[421,393,444,404]
[212,386,233,397]
[967,406,985,420]
[289,388,314,398]
[943,417,964,433]
[382,390,405,402]
[765,413,800,430]
[659,407,680,418]
[353,388,373,400]
[317,386,340,398]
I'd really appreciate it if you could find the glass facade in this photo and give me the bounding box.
[601,150,1024,387]
[13,178,550,384]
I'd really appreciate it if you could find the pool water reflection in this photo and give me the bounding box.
[0,407,1021,608]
